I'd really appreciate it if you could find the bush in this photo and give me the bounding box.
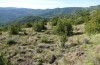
[51,21,57,26]
[85,20,100,34]
[23,23,32,28]
[85,10,100,34]
[75,17,84,25]
[50,17,59,26]
[33,22,46,32]
[9,25,20,35]
[53,21,73,36]
[60,34,68,47]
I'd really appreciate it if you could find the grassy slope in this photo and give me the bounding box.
[0,24,100,65]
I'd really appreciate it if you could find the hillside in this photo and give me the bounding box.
[1,5,100,24]
[0,8,100,65]
[0,23,100,65]
[0,5,100,24]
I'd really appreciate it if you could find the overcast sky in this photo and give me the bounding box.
[0,0,99,9]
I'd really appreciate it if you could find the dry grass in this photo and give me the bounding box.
[0,24,100,65]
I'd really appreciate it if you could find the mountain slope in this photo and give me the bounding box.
[0,5,100,24]
[0,7,84,24]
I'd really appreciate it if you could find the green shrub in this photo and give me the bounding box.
[33,22,46,32]
[53,21,73,36]
[9,25,20,35]
[85,20,100,34]
[60,34,68,47]
[51,21,57,26]
[23,23,32,28]
[85,10,100,34]
[50,17,59,26]
[33,23,41,32]
[75,17,84,25]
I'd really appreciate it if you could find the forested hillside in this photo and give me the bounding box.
[0,5,100,24]
[0,7,83,24]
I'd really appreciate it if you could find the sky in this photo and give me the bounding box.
[0,0,99,9]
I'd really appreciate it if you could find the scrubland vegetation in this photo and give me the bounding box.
[0,8,100,65]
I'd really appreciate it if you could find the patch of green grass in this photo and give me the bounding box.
[85,60,94,65]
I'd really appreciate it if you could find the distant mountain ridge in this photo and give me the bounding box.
[0,7,84,24]
[0,5,100,24]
